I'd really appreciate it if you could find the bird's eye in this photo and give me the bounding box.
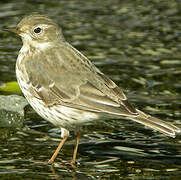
[34,27,42,34]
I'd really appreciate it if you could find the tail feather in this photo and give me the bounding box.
[128,109,180,138]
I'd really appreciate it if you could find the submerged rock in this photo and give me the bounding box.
[0,95,28,128]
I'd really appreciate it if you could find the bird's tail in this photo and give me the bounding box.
[128,109,180,138]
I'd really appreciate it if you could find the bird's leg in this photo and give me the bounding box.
[48,136,68,164]
[70,129,80,165]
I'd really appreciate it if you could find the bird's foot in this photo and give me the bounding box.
[69,160,77,168]
[48,159,54,165]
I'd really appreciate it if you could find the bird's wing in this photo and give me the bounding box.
[22,43,181,137]
[23,42,137,116]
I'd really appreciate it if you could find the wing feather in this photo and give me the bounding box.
[23,42,137,116]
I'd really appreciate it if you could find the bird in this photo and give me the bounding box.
[10,13,180,165]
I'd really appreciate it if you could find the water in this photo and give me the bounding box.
[0,0,181,179]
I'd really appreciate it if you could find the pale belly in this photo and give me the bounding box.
[16,63,98,130]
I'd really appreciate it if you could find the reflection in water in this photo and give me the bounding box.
[0,0,181,179]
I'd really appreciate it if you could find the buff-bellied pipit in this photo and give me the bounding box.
[10,14,180,165]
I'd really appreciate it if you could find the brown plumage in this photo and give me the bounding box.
[13,14,180,165]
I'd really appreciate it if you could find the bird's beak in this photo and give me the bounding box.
[4,28,22,35]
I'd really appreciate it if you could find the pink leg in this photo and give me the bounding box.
[48,136,68,164]
[70,130,80,165]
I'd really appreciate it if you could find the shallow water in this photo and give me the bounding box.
[0,0,181,179]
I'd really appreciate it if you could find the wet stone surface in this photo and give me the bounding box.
[0,95,27,128]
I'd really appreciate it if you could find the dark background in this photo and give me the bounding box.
[0,0,181,179]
